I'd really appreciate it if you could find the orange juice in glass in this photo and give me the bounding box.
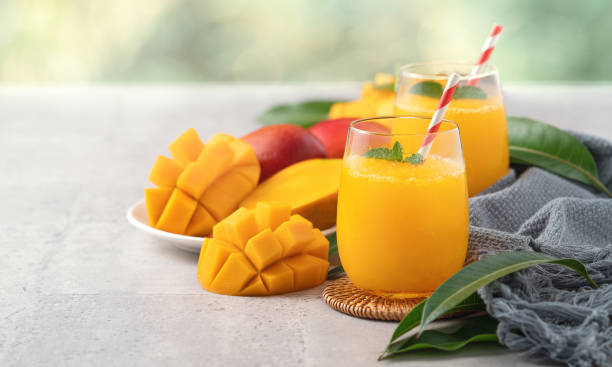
[395,62,508,196]
[337,117,469,296]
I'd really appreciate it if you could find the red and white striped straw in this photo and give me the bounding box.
[466,24,503,86]
[418,72,461,158]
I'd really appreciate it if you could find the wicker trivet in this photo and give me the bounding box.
[322,277,426,321]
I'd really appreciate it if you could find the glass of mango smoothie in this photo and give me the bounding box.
[395,62,509,196]
[337,116,469,296]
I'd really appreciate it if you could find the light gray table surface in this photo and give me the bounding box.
[2,84,611,367]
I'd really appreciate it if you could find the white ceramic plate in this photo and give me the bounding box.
[126,199,336,254]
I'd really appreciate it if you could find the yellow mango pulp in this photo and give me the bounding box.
[395,93,509,196]
[240,159,342,230]
[329,75,396,119]
[337,155,469,295]
[198,202,330,296]
[145,128,260,236]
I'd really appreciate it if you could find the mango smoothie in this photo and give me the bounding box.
[395,94,508,196]
[395,62,509,196]
[337,153,469,295]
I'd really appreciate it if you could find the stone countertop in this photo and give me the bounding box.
[2,84,610,367]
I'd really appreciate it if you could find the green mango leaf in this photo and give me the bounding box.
[381,315,499,359]
[507,116,611,197]
[373,83,395,91]
[418,252,597,335]
[256,100,339,128]
[408,81,443,99]
[453,85,487,100]
[390,293,485,343]
[327,265,345,280]
[408,81,487,100]
[326,232,337,256]
[325,232,344,279]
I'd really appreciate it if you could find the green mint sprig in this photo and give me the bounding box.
[408,81,487,100]
[453,85,487,99]
[364,141,423,165]
[408,81,443,99]
[404,153,424,164]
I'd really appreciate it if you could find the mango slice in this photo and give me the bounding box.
[197,202,330,296]
[329,73,396,119]
[240,159,341,229]
[145,128,260,236]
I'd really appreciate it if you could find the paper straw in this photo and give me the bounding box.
[466,24,503,86]
[418,73,461,158]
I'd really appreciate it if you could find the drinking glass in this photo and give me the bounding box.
[337,116,469,296]
[395,62,509,196]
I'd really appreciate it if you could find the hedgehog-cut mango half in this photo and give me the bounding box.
[145,128,260,237]
[197,202,330,296]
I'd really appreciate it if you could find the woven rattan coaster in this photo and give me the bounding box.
[322,276,426,321]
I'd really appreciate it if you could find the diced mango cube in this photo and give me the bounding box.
[205,133,234,146]
[329,74,396,119]
[196,202,330,296]
[148,156,184,187]
[261,261,294,295]
[197,238,239,287]
[145,129,260,237]
[254,202,291,232]
[200,171,254,220]
[209,253,257,295]
[244,229,283,270]
[231,138,259,167]
[303,229,330,259]
[176,162,216,199]
[274,215,314,257]
[185,204,216,237]
[197,237,212,275]
[218,207,259,249]
[195,136,235,179]
[233,164,260,185]
[201,237,210,255]
[374,72,395,86]
[285,254,330,290]
[144,187,173,226]
[211,221,233,244]
[168,128,204,166]
[156,189,197,234]
[238,275,268,296]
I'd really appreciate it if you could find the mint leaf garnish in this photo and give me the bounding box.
[408,81,487,100]
[453,85,487,100]
[364,147,395,160]
[408,81,443,99]
[391,141,403,161]
[404,153,424,164]
[364,141,422,165]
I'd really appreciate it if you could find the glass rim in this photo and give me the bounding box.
[399,61,498,81]
[349,115,459,137]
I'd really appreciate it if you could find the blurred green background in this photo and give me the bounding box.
[2,0,611,83]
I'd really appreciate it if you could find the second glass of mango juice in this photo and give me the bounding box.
[337,117,469,296]
[395,62,509,196]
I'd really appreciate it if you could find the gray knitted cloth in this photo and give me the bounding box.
[466,132,612,367]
